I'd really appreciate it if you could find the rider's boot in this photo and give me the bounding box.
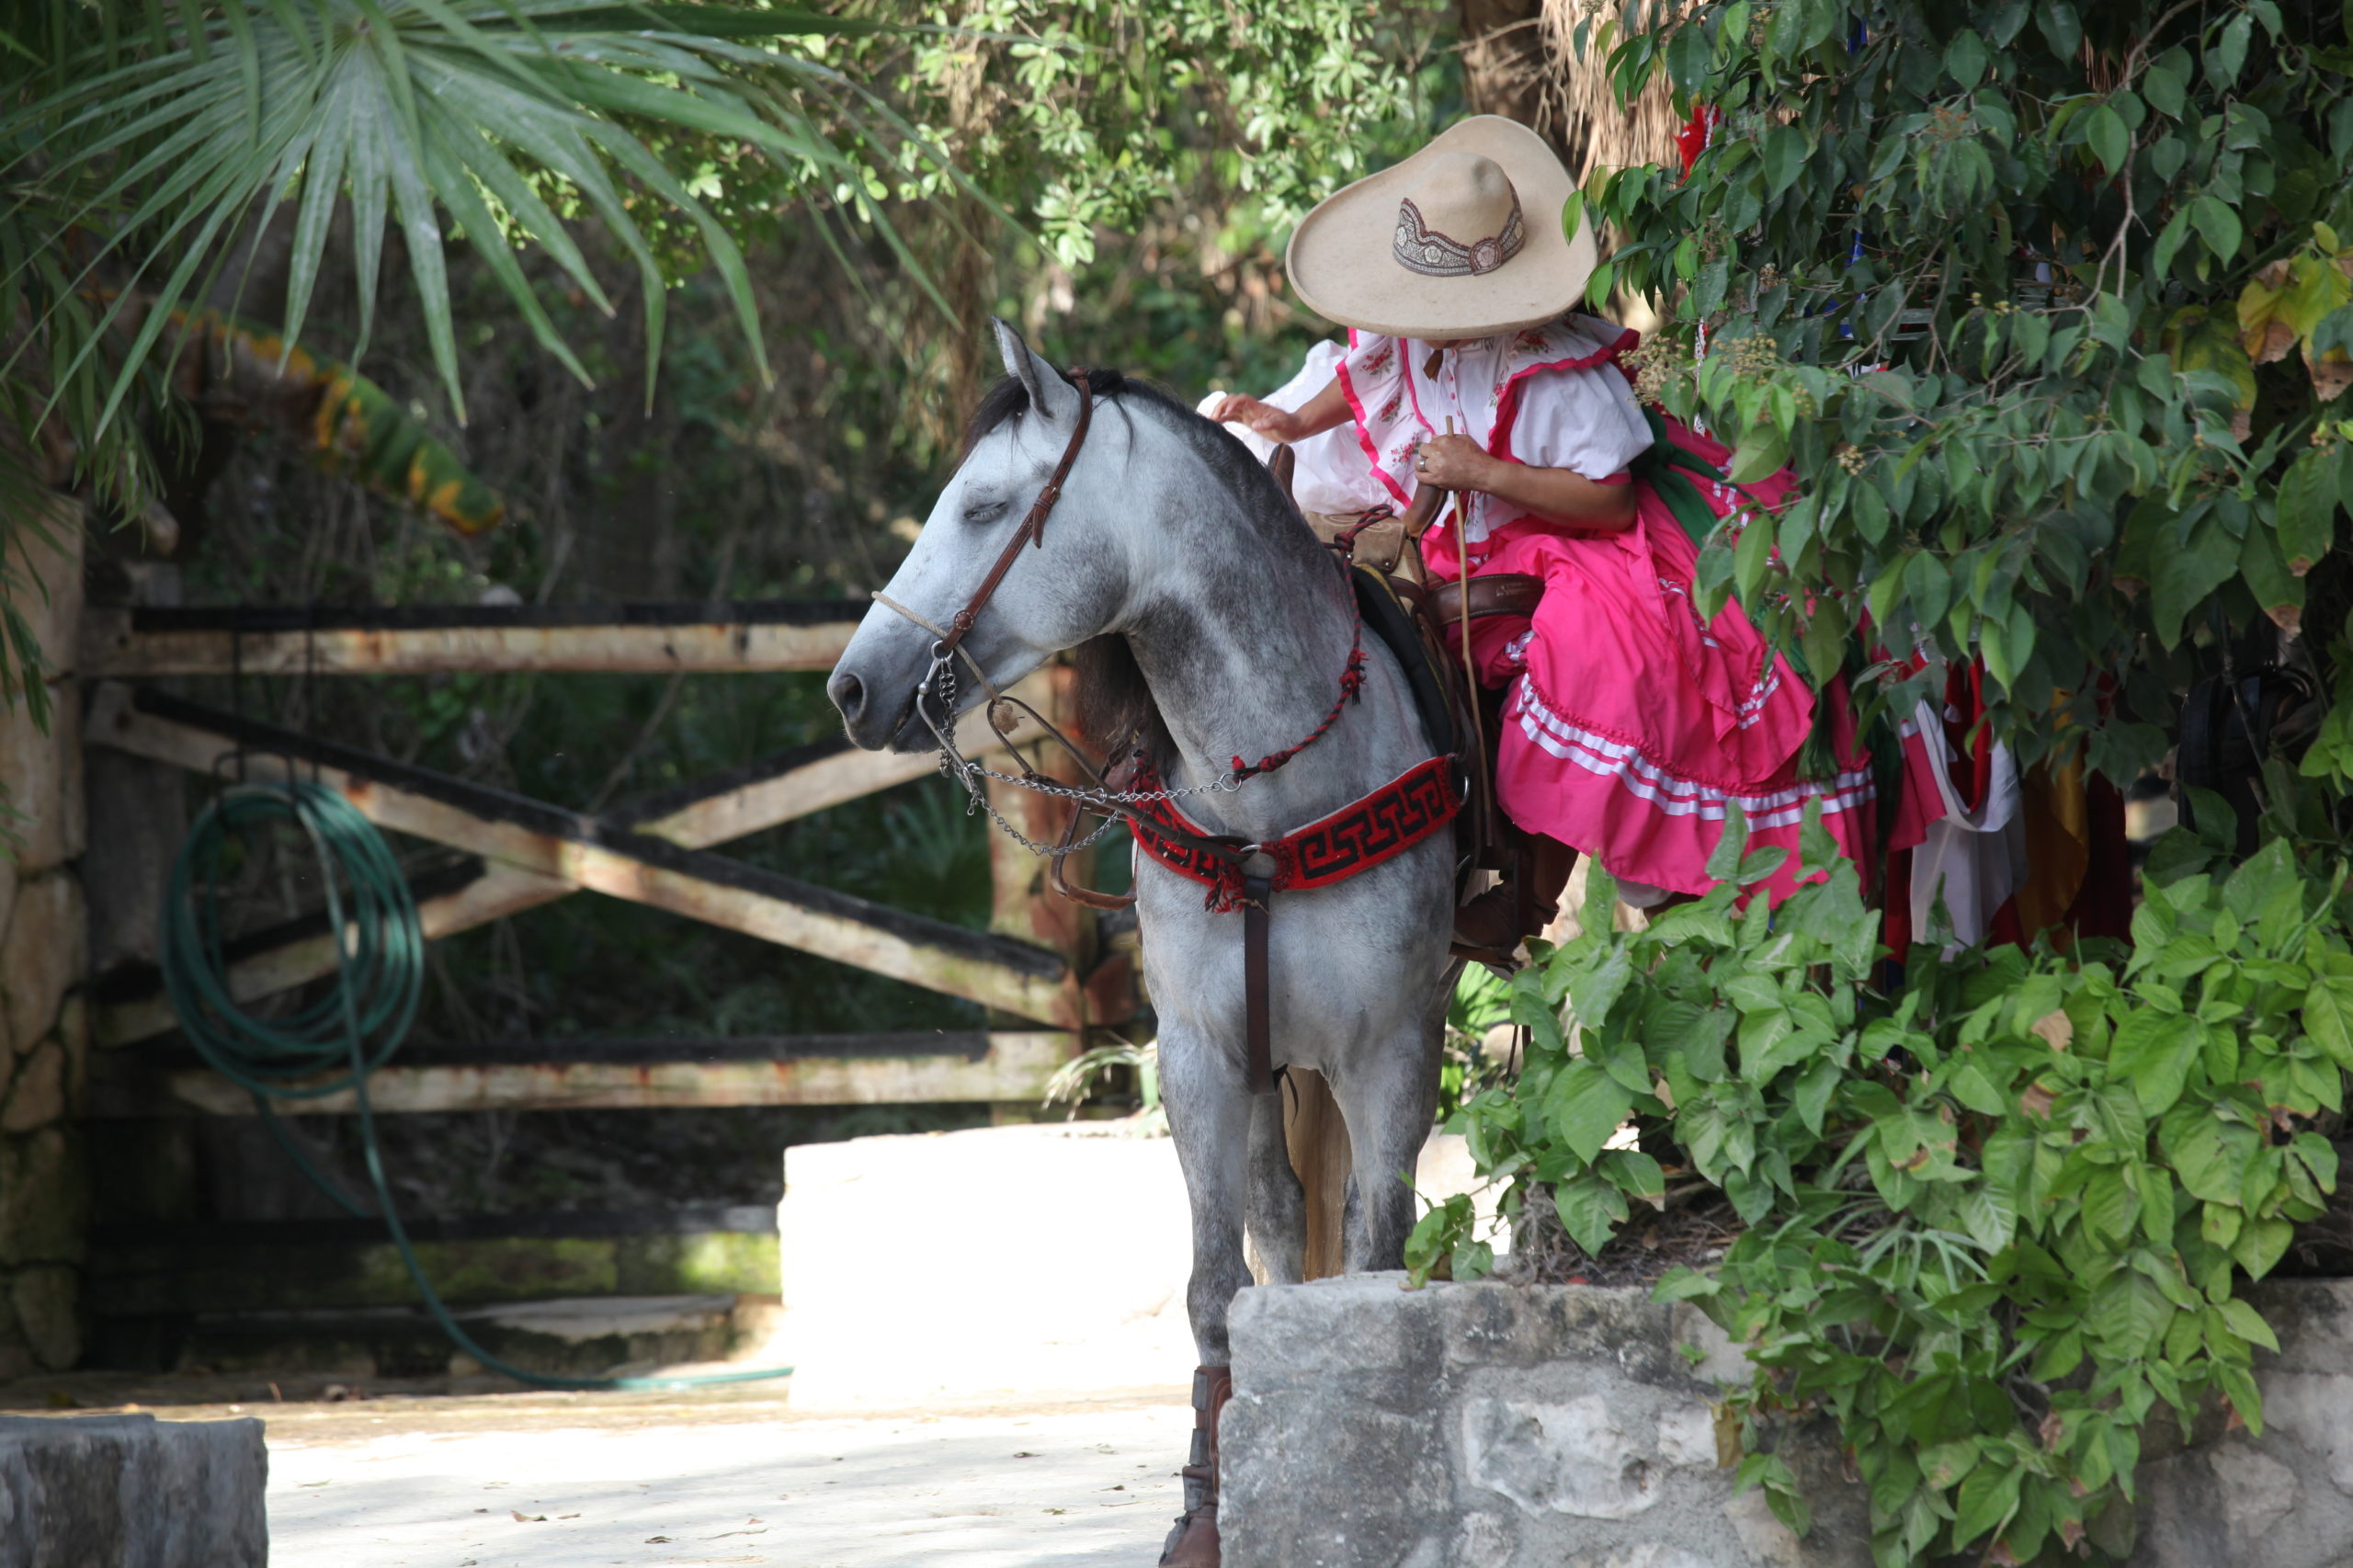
[1160,1364,1233,1567]
[1451,835,1574,955]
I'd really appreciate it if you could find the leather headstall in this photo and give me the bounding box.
[934,369,1096,665]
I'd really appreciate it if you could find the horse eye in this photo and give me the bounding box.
[961,496,1011,527]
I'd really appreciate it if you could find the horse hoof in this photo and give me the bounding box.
[1160,1506,1221,1566]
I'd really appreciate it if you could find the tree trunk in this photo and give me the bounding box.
[1460,0,1551,131]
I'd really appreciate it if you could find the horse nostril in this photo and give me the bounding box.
[828,670,865,725]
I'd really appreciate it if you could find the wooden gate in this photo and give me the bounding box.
[77,596,1365,1314]
[80,598,1138,1116]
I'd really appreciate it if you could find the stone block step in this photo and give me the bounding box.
[159,1292,771,1383]
[0,1412,266,1567]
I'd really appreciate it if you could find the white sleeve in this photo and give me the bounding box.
[1267,339,1346,413]
[1203,340,1384,513]
[1199,340,1347,464]
[1275,339,1388,513]
[1290,427,1390,515]
[1506,362,1653,481]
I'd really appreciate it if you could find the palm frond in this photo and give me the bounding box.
[2,1,962,432]
[0,0,999,724]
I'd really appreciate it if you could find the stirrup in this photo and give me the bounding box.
[1450,880,1555,956]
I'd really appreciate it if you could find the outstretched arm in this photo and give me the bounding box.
[1209,376,1351,446]
[1414,434,1637,531]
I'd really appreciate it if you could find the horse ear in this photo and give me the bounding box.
[991,315,1076,424]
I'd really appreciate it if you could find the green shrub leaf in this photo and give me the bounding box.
[1423,10,2353,1557]
[1552,1176,1630,1256]
[1545,1061,1635,1165]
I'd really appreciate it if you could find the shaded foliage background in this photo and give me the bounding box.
[93,2,1459,1219]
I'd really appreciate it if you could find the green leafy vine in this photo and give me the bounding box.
[1410,801,2347,1563]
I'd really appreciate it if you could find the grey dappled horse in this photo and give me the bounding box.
[827,322,1454,1560]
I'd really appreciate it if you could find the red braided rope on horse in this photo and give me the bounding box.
[1227,607,1367,782]
[1324,506,1396,562]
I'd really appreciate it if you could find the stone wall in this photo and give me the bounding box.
[1222,1273,2353,1568]
[0,1411,267,1564]
[0,507,87,1380]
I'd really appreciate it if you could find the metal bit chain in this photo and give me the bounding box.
[915,644,1240,859]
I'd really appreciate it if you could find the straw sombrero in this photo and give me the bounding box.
[1284,116,1596,340]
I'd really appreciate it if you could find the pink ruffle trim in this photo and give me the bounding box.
[1498,676,1875,903]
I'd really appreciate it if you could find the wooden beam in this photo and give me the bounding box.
[86,1031,1077,1116]
[611,725,1040,846]
[87,687,1061,1046]
[93,860,563,1049]
[80,600,866,676]
[86,684,1080,1028]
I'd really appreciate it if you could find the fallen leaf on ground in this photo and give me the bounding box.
[510,1511,546,1523]
[1012,1451,1038,1458]
[644,1536,670,1544]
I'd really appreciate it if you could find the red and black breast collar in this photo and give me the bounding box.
[1126,754,1462,915]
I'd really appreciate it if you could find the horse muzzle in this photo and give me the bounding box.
[830,637,969,754]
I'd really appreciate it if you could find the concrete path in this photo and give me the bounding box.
[267,1392,1190,1568]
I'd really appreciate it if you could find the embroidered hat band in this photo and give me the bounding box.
[1392,192,1526,278]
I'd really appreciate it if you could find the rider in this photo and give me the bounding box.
[1212,116,1871,944]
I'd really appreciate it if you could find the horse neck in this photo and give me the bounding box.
[1117,470,1423,838]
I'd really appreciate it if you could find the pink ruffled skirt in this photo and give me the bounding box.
[1426,430,1873,903]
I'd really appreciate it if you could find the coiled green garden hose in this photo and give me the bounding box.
[160,778,790,1392]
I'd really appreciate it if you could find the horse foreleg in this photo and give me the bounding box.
[1161,1026,1256,1363]
[1329,1017,1446,1274]
[1245,1085,1305,1286]
[1158,1026,1256,1567]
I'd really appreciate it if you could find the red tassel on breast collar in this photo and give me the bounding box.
[1227,631,1368,782]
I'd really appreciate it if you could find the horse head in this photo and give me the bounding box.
[828,320,1136,752]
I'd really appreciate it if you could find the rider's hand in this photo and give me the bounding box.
[1210,392,1306,445]
[1413,434,1497,493]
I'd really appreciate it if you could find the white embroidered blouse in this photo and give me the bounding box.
[1211,314,1653,544]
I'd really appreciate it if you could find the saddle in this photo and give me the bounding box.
[1279,447,1548,963]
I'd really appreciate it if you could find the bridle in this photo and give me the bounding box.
[929,369,1097,673]
[865,362,1448,1098]
[870,365,1366,849]
[871,369,1171,847]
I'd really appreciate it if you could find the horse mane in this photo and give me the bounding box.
[965,365,1304,777]
[1071,631,1170,773]
[963,364,1143,452]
